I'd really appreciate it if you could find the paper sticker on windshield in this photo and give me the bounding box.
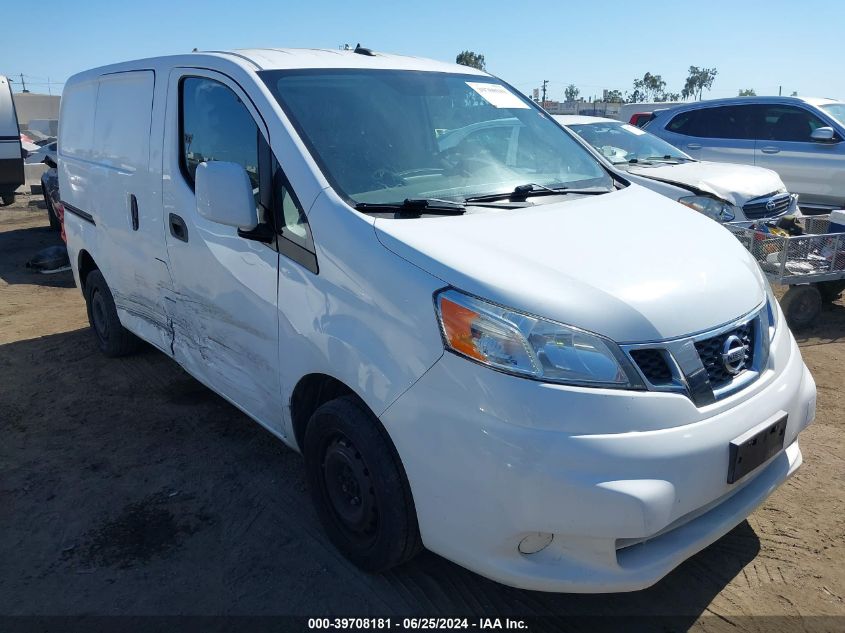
[622,124,646,135]
[466,82,530,109]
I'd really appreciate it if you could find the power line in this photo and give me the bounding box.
[4,73,66,95]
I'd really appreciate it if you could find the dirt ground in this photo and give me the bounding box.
[1,194,843,632]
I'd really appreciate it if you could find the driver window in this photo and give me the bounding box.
[759,105,825,142]
[180,77,261,203]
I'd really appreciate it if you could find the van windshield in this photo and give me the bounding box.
[260,70,611,206]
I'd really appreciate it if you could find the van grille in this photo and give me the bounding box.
[742,193,791,219]
[694,321,755,389]
[630,349,673,384]
[624,308,764,405]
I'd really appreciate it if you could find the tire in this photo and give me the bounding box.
[0,193,14,207]
[304,395,421,572]
[817,280,845,304]
[45,194,61,231]
[84,270,141,357]
[780,285,822,329]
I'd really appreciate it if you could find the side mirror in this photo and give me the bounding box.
[195,161,257,230]
[811,126,836,142]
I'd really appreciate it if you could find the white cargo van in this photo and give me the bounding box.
[60,49,816,593]
[0,75,24,206]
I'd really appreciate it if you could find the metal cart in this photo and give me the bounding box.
[726,214,845,327]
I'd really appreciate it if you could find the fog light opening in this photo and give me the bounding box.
[518,532,554,555]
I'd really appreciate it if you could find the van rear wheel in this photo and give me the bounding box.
[84,270,141,357]
[304,395,421,572]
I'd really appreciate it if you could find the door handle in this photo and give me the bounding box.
[130,194,139,231]
[760,146,780,154]
[686,143,702,150]
[169,213,189,243]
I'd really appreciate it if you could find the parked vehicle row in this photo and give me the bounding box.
[645,96,845,212]
[58,48,816,593]
[40,155,63,232]
[555,115,799,223]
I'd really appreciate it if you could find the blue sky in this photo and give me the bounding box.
[3,0,842,101]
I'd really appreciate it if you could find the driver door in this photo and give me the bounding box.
[161,68,284,435]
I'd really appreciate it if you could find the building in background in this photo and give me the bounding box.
[13,92,60,133]
[541,98,621,118]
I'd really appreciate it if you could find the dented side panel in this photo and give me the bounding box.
[160,67,284,436]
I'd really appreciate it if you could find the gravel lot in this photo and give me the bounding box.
[1,195,843,632]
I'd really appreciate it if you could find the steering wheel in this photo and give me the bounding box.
[439,146,502,176]
[371,167,406,189]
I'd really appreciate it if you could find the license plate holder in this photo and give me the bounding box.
[727,415,787,484]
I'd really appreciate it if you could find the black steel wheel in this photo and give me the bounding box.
[83,270,141,357]
[321,433,379,548]
[304,395,421,572]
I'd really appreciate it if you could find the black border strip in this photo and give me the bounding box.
[61,201,96,225]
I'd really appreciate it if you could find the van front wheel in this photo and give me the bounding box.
[304,395,421,572]
[84,270,141,357]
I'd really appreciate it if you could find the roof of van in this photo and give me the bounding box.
[68,48,490,80]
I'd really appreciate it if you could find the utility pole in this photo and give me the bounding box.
[541,80,548,105]
[47,77,51,96]
[19,73,29,93]
[779,85,782,96]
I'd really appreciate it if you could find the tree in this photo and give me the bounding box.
[604,89,624,103]
[564,84,580,102]
[791,91,798,96]
[627,72,667,103]
[455,50,486,71]
[682,66,718,100]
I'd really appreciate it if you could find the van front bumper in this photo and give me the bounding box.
[380,324,815,593]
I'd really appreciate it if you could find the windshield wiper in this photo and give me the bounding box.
[640,155,692,163]
[355,198,466,215]
[465,183,611,203]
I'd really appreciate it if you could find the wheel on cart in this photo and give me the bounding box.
[780,285,822,328]
[817,280,845,304]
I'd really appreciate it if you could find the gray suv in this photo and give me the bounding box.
[646,96,845,211]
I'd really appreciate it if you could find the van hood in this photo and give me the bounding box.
[625,161,786,206]
[374,185,764,343]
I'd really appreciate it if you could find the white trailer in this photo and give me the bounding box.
[0,76,24,205]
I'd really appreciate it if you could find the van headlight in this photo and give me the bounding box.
[435,289,643,388]
[678,195,736,222]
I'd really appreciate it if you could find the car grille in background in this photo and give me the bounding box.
[742,193,791,219]
[630,349,673,384]
[694,321,754,389]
